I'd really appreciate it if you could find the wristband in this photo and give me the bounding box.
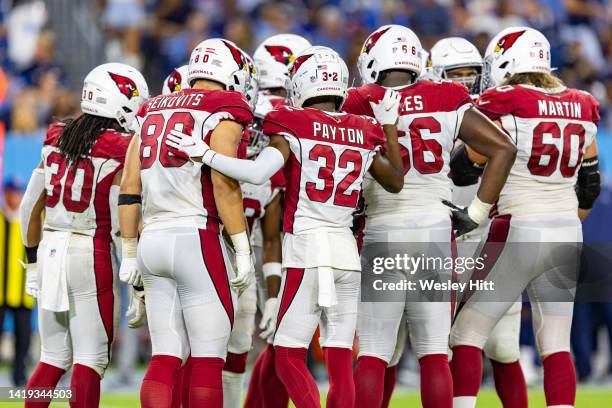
[263,262,282,279]
[202,149,216,166]
[467,196,493,224]
[230,231,251,255]
[25,246,38,263]
[122,237,138,259]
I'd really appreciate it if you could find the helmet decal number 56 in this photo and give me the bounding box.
[305,144,363,208]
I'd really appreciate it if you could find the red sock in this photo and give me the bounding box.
[189,357,224,408]
[450,345,482,397]
[491,360,527,408]
[419,354,452,408]
[141,355,182,408]
[244,346,266,408]
[274,346,319,408]
[181,356,193,408]
[381,365,397,408]
[25,362,66,408]
[171,362,186,408]
[354,356,386,408]
[543,352,576,407]
[70,364,101,408]
[224,351,248,373]
[324,347,354,408]
[260,344,289,408]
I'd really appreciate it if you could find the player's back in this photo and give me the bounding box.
[263,106,385,235]
[137,88,252,233]
[476,84,599,218]
[42,123,130,240]
[343,80,473,218]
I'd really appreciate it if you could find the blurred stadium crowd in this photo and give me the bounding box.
[1,0,611,134]
[0,0,611,392]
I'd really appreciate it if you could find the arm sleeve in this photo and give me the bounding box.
[204,146,286,185]
[19,168,45,247]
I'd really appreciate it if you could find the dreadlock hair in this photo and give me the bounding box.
[503,72,564,89]
[57,113,123,163]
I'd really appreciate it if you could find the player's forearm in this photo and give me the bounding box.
[119,204,141,239]
[212,171,247,235]
[20,167,46,248]
[205,147,285,185]
[382,124,403,174]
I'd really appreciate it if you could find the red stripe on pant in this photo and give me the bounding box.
[455,215,511,317]
[93,238,114,365]
[199,229,234,326]
[275,267,305,330]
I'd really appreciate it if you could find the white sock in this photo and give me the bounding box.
[222,370,244,408]
[453,396,477,408]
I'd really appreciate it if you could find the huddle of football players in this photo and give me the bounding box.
[17,18,600,408]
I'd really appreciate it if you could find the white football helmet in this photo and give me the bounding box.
[81,62,149,133]
[243,51,259,107]
[187,38,250,94]
[430,37,483,95]
[483,27,551,89]
[253,34,312,90]
[162,65,189,95]
[357,25,423,85]
[287,46,349,109]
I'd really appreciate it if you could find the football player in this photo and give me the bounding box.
[244,33,311,408]
[430,37,528,407]
[166,45,405,408]
[20,63,149,407]
[341,25,516,408]
[118,38,254,408]
[450,27,600,408]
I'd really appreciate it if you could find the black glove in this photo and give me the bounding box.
[442,200,479,238]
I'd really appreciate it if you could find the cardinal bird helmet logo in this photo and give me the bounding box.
[108,72,139,99]
[362,27,391,54]
[289,54,313,76]
[265,45,296,65]
[494,30,526,55]
[222,40,247,71]
[166,69,183,92]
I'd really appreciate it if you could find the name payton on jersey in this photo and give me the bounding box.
[313,122,364,145]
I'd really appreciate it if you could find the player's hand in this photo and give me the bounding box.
[369,89,401,126]
[21,261,39,298]
[259,297,277,340]
[126,285,147,328]
[231,252,254,294]
[119,257,142,287]
[442,200,479,238]
[166,129,211,161]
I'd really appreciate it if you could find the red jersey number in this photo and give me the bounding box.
[398,116,444,175]
[243,197,262,233]
[140,112,194,169]
[46,152,95,213]
[305,144,363,208]
[528,122,585,177]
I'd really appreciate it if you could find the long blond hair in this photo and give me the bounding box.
[503,72,564,89]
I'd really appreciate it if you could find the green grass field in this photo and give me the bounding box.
[36,388,612,407]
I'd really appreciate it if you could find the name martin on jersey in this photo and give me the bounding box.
[537,99,582,119]
[313,122,365,145]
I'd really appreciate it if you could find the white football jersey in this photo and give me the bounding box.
[263,106,385,235]
[343,80,473,220]
[42,123,130,240]
[136,89,252,233]
[476,84,599,218]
